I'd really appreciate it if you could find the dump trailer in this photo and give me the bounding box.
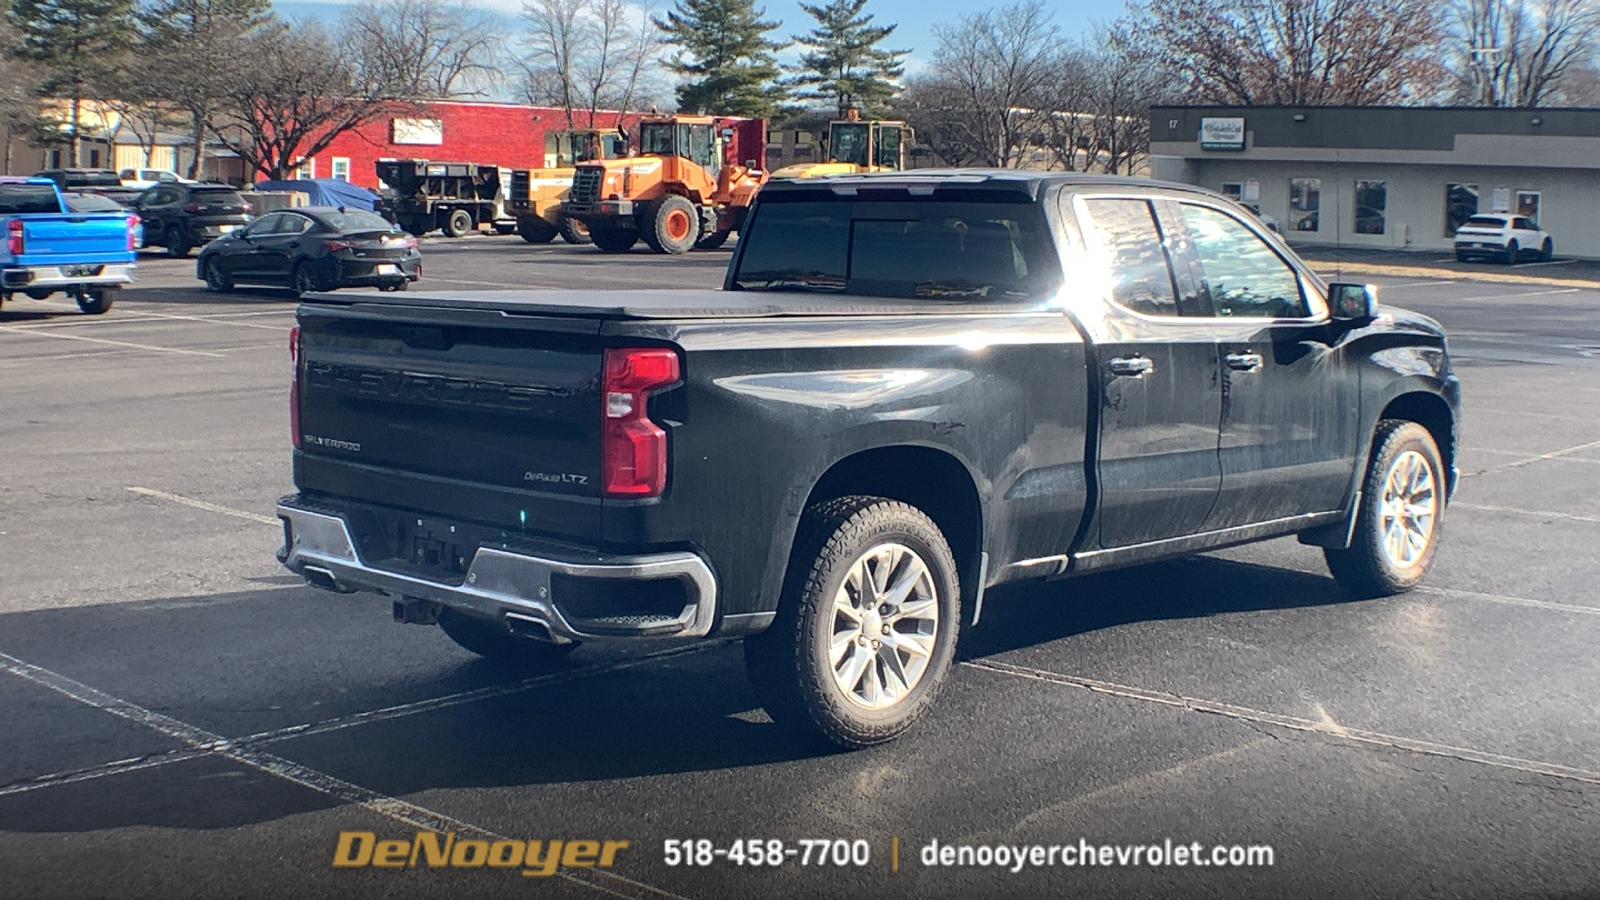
[769,113,913,179]
[506,129,628,245]
[376,159,507,238]
[560,116,768,254]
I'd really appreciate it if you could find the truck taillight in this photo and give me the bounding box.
[289,326,302,449]
[127,214,139,250]
[7,219,22,255]
[600,347,680,498]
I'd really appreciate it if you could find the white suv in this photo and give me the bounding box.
[1454,213,1552,264]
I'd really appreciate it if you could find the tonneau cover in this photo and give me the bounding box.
[299,288,1029,319]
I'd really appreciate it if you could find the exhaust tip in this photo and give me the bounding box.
[301,565,356,594]
[504,612,568,644]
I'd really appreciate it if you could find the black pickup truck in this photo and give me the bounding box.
[278,171,1460,749]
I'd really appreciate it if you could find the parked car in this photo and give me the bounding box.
[276,170,1460,750]
[0,177,137,314]
[132,182,252,258]
[1453,213,1553,264]
[119,168,192,190]
[196,206,420,294]
[33,168,143,205]
[63,191,143,248]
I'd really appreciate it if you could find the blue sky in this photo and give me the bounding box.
[273,0,1119,78]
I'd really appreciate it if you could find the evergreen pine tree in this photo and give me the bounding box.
[7,0,135,166]
[655,0,786,118]
[788,0,906,116]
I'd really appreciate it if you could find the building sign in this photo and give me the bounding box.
[392,118,444,145]
[1199,117,1246,150]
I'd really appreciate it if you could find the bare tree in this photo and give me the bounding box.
[900,0,1059,167]
[1125,0,1450,105]
[342,0,504,99]
[208,22,395,180]
[522,0,662,128]
[1449,0,1600,106]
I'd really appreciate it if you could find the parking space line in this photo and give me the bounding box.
[0,325,227,357]
[126,310,287,330]
[1453,501,1600,524]
[1466,447,1600,465]
[1456,288,1582,302]
[1463,437,1600,476]
[963,659,1600,786]
[126,487,279,526]
[1418,585,1600,617]
[0,649,694,900]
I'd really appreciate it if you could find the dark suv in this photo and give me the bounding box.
[132,183,252,257]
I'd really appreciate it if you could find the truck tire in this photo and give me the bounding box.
[694,229,731,250]
[203,257,233,292]
[643,195,700,254]
[76,288,115,315]
[166,226,193,258]
[559,213,591,245]
[744,496,960,749]
[517,217,558,244]
[437,608,579,668]
[404,217,432,237]
[589,225,637,253]
[1324,420,1445,597]
[493,222,518,236]
[443,208,474,238]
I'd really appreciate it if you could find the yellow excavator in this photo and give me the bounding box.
[770,110,913,179]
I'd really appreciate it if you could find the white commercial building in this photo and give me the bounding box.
[1149,105,1600,258]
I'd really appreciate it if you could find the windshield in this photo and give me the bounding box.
[733,198,1060,300]
[1463,216,1506,228]
[64,192,125,212]
[831,124,870,167]
[320,209,397,233]
[0,184,63,214]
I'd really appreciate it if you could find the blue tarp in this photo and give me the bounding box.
[253,178,380,211]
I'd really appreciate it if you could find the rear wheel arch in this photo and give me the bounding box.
[794,446,986,620]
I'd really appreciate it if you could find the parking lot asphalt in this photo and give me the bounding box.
[2,236,1598,900]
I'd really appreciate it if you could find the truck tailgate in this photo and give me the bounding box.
[16,214,133,265]
[295,303,609,551]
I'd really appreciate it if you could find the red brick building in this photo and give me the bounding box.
[298,100,642,190]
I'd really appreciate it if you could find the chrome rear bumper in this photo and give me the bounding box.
[276,499,717,643]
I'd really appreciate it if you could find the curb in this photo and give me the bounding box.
[1306,260,1600,290]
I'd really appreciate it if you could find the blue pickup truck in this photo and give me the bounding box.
[0,176,138,315]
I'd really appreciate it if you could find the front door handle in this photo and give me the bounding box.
[1108,356,1154,377]
[1226,352,1263,372]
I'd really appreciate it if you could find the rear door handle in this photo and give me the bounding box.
[1108,356,1154,377]
[1226,352,1263,372]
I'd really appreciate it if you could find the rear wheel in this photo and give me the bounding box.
[404,217,431,237]
[437,608,579,668]
[292,261,325,295]
[493,222,517,236]
[1504,239,1519,264]
[166,226,192,258]
[643,195,699,254]
[1541,238,1554,261]
[694,228,731,250]
[443,208,474,238]
[76,288,115,315]
[589,224,637,253]
[1324,420,1445,597]
[203,257,233,292]
[379,280,408,292]
[517,216,558,244]
[559,213,591,245]
[744,496,960,749]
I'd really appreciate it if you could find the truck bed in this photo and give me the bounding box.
[299,288,1025,319]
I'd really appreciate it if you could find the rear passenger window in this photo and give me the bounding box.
[1177,204,1309,319]
[1080,198,1179,316]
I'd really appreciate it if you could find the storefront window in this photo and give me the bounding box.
[1445,183,1478,236]
[1516,191,1541,228]
[1289,178,1320,231]
[1354,180,1386,235]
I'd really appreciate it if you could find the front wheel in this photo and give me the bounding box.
[166,226,192,258]
[589,225,637,253]
[517,216,557,244]
[203,257,233,292]
[1324,420,1445,597]
[643,194,699,254]
[694,228,731,250]
[559,213,591,245]
[744,496,960,750]
[437,608,579,669]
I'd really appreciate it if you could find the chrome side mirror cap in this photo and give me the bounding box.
[1329,283,1378,321]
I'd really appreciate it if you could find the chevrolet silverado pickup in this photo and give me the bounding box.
[278,171,1460,749]
[0,177,138,314]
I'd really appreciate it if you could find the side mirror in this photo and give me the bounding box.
[1329,283,1378,321]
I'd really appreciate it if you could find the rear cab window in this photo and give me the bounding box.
[0,184,64,214]
[732,195,1061,300]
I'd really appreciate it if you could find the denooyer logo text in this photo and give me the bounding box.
[333,831,631,877]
